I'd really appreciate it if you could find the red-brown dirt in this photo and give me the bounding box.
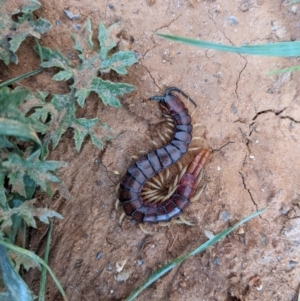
[2,0,300,300]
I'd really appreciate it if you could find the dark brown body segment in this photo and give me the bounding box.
[119,87,210,223]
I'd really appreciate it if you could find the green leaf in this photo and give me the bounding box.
[37,47,71,70]
[45,93,76,148]
[37,19,137,108]
[7,248,40,272]
[156,33,300,57]
[0,173,6,208]
[52,70,74,81]
[98,21,124,60]
[0,0,51,65]
[0,118,41,149]
[0,199,63,229]
[100,51,138,75]
[90,78,135,107]
[90,133,104,150]
[72,18,94,60]
[73,118,99,152]
[0,86,47,136]
[0,245,33,301]
[1,150,65,197]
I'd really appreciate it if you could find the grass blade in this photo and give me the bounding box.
[267,65,300,74]
[0,240,68,301]
[0,69,42,89]
[38,220,53,301]
[156,33,300,57]
[125,208,267,301]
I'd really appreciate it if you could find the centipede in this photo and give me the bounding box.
[119,87,210,224]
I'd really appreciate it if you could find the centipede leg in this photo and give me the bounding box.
[119,212,126,225]
[139,224,155,234]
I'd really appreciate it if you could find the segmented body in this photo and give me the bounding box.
[119,87,209,223]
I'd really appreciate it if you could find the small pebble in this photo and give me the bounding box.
[231,105,237,114]
[107,263,113,271]
[73,24,81,30]
[214,257,221,265]
[204,230,215,239]
[227,16,238,25]
[96,252,102,260]
[260,233,268,246]
[219,210,231,221]
[55,20,62,26]
[180,281,187,288]
[238,228,245,234]
[291,5,297,14]
[108,3,114,9]
[289,260,297,267]
[63,9,81,20]
[137,259,143,266]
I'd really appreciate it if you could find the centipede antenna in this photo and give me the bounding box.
[149,96,165,101]
[165,87,198,108]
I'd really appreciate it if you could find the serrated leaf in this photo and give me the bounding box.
[98,21,124,60]
[0,245,33,301]
[38,19,137,108]
[1,150,65,197]
[90,133,104,150]
[36,46,71,70]
[0,199,63,230]
[8,248,40,272]
[100,51,138,75]
[0,86,47,135]
[0,118,41,148]
[47,93,76,148]
[0,0,51,65]
[52,70,73,81]
[72,18,94,59]
[73,118,99,152]
[74,89,91,107]
[90,78,135,107]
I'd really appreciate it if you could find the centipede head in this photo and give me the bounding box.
[149,87,197,114]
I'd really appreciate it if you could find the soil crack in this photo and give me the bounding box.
[141,63,161,90]
[239,171,258,210]
[280,115,300,124]
[154,14,182,32]
[212,141,235,152]
[235,57,248,101]
[251,107,286,122]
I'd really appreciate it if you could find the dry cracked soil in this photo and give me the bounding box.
[2,0,300,300]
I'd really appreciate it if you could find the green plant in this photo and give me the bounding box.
[126,208,266,301]
[156,33,300,73]
[0,0,50,65]
[33,18,137,155]
[0,86,66,300]
[0,1,137,300]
